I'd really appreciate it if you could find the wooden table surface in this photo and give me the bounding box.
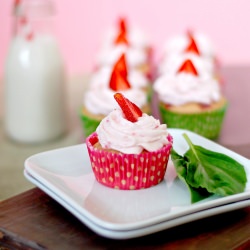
[0,188,249,250]
[0,67,250,249]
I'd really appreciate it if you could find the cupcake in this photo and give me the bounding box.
[96,17,153,79]
[80,54,151,138]
[86,93,173,190]
[159,30,220,81]
[162,30,217,63]
[153,58,227,139]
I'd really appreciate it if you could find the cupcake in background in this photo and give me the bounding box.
[153,58,227,139]
[162,30,217,63]
[80,54,151,138]
[159,30,221,81]
[86,92,173,190]
[95,17,154,80]
[158,34,216,78]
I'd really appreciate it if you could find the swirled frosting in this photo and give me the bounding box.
[153,73,221,106]
[84,86,147,116]
[96,109,170,154]
[96,44,148,69]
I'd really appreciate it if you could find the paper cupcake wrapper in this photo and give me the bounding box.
[146,84,153,104]
[79,110,101,138]
[86,133,173,190]
[159,103,227,139]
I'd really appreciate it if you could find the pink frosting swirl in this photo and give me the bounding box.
[153,73,221,106]
[96,109,171,154]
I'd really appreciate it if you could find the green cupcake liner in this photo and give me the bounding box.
[79,110,101,138]
[159,103,228,139]
[147,84,153,104]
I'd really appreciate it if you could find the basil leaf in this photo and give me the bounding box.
[171,149,212,203]
[171,133,247,203]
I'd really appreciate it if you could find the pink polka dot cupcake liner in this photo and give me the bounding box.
[86,132,173,190]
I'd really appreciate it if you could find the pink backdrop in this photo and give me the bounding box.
[1,0,250,76]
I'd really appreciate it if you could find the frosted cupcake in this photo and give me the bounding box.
[153,59,227,139]
[159,30,220,80]
[163,30,217,62]
[80,55,151,138]
[86,93,173,190]
[96,17,153,79]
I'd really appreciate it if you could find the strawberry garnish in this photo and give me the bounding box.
[114,30,129,45]
[114,17,129,45]
[177,59,198,76]
[185,30,200,55]
[119,17,127,34]
[110,71,131,91]
[113,53,128,78]
[109,54,130,90]
[114,93,142,122]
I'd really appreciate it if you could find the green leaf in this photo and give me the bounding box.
[171,133,247,203]
[171,149,212,203]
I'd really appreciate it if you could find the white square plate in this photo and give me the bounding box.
[24,129,250,238]
[24,169,250,239]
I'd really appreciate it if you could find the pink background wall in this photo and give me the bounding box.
[1,0,250,76]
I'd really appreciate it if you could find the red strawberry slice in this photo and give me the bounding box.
[119,17,127,33]
[113,53,128,78]
[109,54,130,90]
[110,71,131,91]
[185,31,200,55]
[114,18,128,45]
[177,59,198,76]
[114,93,142,122]
[114,30,129,45]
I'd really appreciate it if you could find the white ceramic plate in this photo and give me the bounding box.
[24,169,250,239]
[24,129,250,235]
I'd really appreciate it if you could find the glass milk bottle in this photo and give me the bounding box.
[4,0,66,143]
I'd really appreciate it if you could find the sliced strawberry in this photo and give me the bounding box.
[177,59,198,76]
[114,17,128,45]
[109,71,131,91]
[119,17,127,34]
[109,54,130,90]
[114,30,129,45]
[185,31,200,55]
[114,93,142,122]
[113,53,128,78]
[185,37,200,55]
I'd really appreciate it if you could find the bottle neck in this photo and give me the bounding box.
[12,0,55,40]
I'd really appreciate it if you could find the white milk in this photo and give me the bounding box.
[4,34,66,143]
